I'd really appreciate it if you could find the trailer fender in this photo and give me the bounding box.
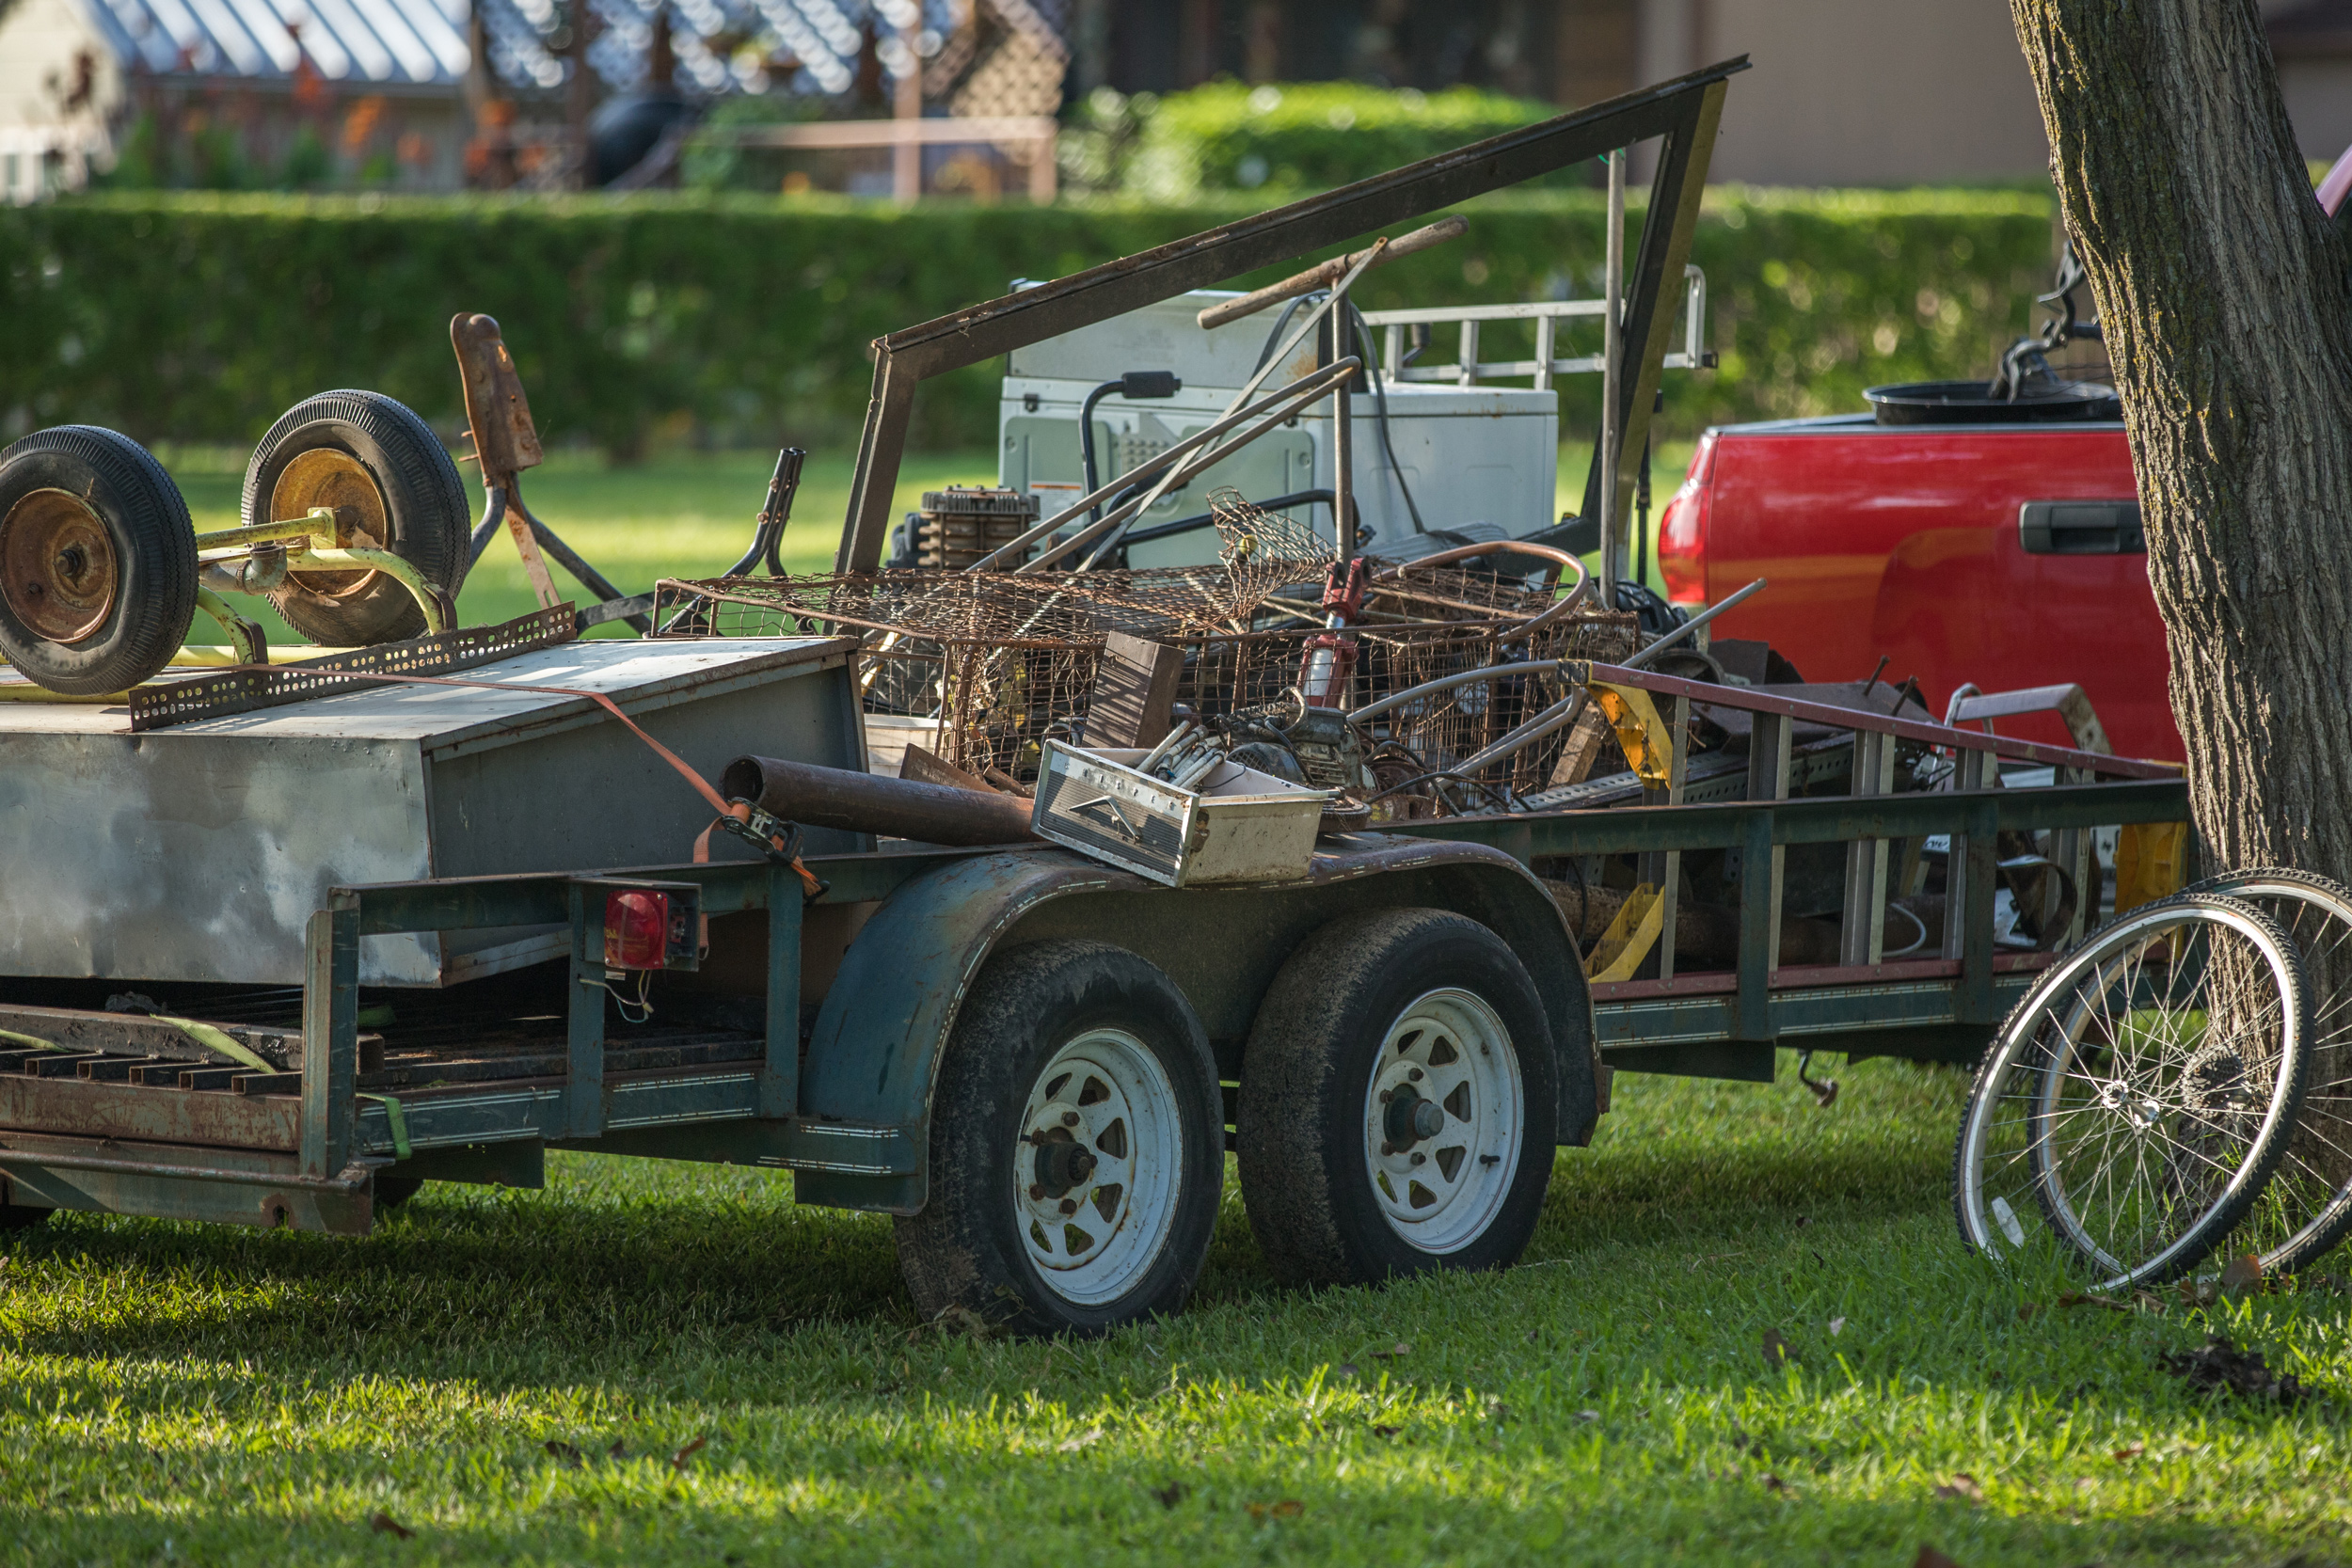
[799,839,1597,1215]
[797,847,1151,1212]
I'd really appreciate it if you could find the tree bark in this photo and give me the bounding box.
[2010,0,2352,880]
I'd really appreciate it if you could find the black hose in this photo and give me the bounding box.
[1249,293,1426,541]
[1077,378,1124,528]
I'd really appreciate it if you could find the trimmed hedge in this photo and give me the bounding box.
[0,187,2057,457]
[1125,82,1563,201]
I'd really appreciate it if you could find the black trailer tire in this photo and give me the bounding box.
[240,390,469,646]
[0,1173,52,1231]
[0,426,198,695]
[1239,908,1559,1287]
[895,940,1223,1337]
[373,1176,424,1211]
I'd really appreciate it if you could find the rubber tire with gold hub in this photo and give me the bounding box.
[240,390,470,647]
[0,426,198,695]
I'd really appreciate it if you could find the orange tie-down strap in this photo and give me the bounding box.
[199,664,825,897]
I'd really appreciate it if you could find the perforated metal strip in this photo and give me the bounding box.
[127,605,580,731]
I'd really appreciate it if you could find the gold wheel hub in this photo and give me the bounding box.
[1,488,119,642]
[271,448,389,596]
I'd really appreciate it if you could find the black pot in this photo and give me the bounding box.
[1865,378,2121,426]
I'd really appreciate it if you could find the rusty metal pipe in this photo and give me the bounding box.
[722,755,1040,847]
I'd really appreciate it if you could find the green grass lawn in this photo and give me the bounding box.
[153,439,1692,653]
[4,1053,2345,1565]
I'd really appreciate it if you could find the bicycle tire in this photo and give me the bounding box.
[1953,893,2310,1291]
[2185,868,2352,1276]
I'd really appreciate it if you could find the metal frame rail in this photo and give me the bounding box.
[0,847,979,1235]
[1390,659,2187,1080]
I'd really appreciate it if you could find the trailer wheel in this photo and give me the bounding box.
[373,1176,423,1211]
[0,426,198,695]
[1239,909,1558,1287]
[241,391,469,646]
[0,1176,51,1231]
[896,940,1222,1337]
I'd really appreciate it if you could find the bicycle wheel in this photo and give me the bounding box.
[1953,894,2310,1291]
[2189,868,2352,1276]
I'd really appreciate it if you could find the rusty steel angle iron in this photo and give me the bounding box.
[839,58,1749,569]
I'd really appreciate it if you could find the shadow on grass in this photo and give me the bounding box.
[4,1060,1968,1373]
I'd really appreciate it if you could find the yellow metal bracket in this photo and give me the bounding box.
[2115,821,2189,915]
[192,585,267,667]
[1586,884,1665,982]
[1588,682,1677,789]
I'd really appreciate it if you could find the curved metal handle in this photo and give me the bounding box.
[1375,538,1593,633]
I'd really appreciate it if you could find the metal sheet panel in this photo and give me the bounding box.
[0,638,860,987]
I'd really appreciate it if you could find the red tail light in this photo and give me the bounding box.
[604,890,672,971]
[1657,431,1716,606]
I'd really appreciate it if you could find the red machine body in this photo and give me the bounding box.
[1654,415,2176,761]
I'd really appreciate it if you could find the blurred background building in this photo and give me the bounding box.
[6,0,2352,201]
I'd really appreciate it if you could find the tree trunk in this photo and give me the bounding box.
[2010,0,2352,881]
[2013,2,2352,1212]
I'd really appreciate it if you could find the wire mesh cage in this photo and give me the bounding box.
[651,559,1633,809]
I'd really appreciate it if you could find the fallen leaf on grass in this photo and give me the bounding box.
[671,1436,707,1472]
[1913,1548,1963,1568]
[1246,1499,1304,1521]
[2156,1335,2311,1404]
[543,1441,583,1468]
[2220,1253,2264,1290]
[2111,1443,2144,1463]
[1762,1328,1796,1370]
[1057,1428,1104,1452]
[370,1512,415,1541]
[1369,1342,1411,1359]
[1150,1481,1185,1509]
[1933,1474,1985,1504]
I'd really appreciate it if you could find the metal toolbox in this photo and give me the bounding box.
[1030,739,1331,888]
[0,638,866,988]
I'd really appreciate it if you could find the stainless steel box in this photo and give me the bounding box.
[1030,740,1330,888]
[0,638,864,987]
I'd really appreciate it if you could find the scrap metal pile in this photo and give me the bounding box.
[653,489,1635,819]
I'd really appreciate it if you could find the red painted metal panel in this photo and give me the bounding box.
[1661,422,2178,762]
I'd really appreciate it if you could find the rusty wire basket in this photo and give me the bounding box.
[651,557,1632,804]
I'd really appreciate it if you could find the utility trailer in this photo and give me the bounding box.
[0,60,2193,1335]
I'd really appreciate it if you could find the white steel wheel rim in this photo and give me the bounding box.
[1361,987,1525,1254]
[1013,1028,1184,1307]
